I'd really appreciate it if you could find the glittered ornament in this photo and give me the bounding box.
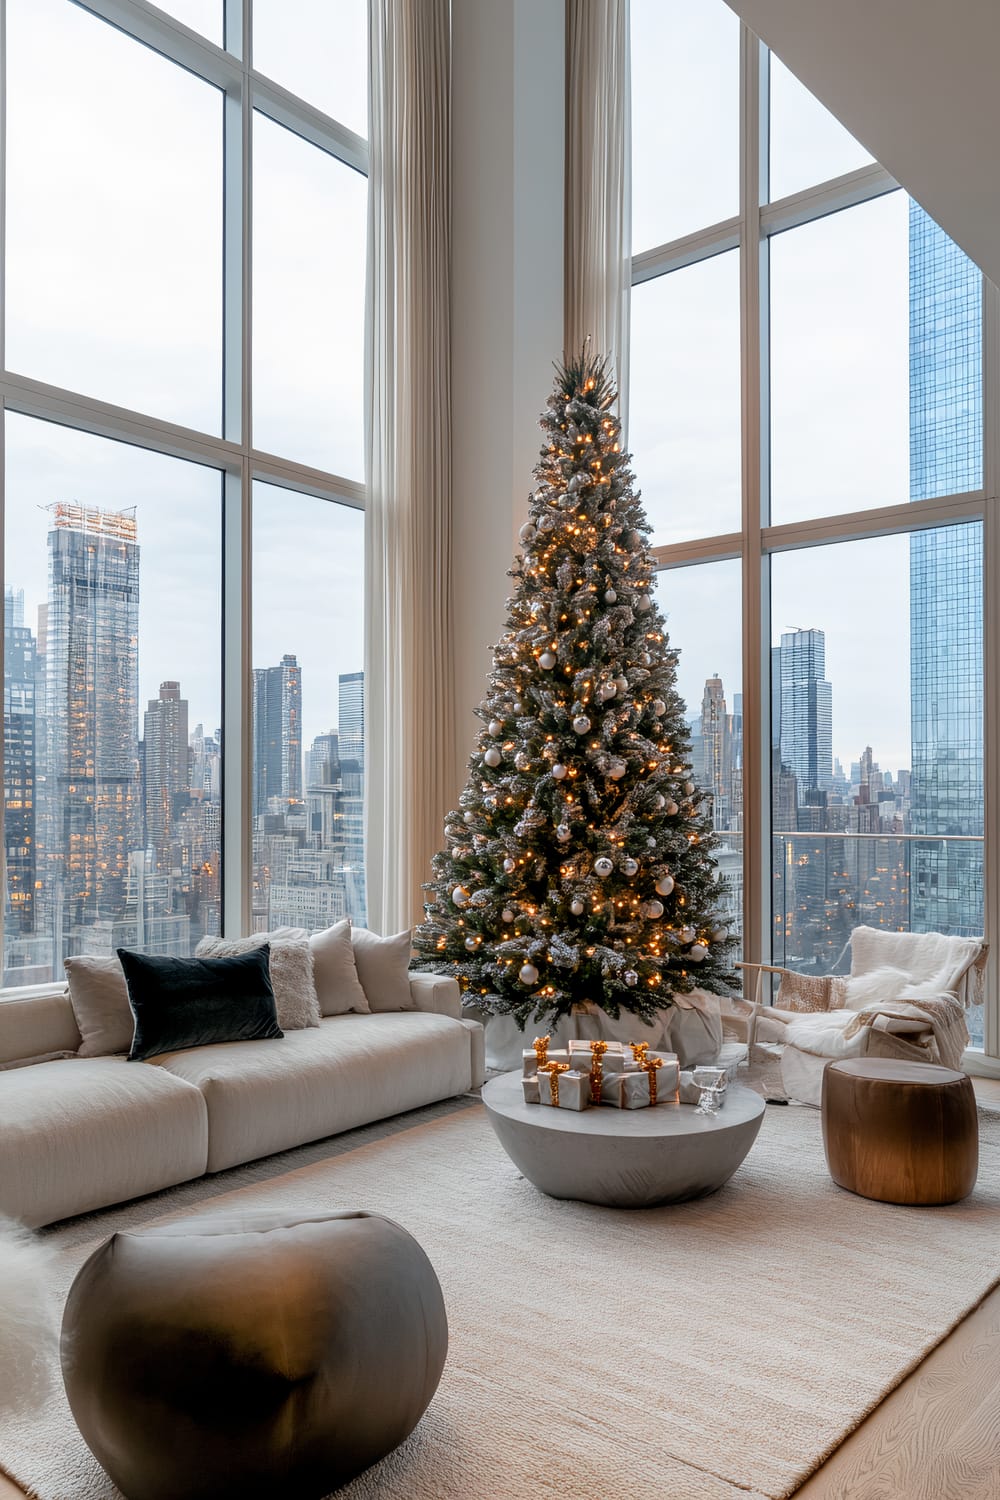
[539,651,556,670]
[573,715,591,735]
[622,858,639,876]
[551,763,568,780]
[452,886,470,907]
[570,897,585,916]
[624,969,638,987]
[502,907,516,923]
[514,751,530,771]
[483,747,501,768]
[519,962,539,986]
[470,890,491,907]
[655,873,675,897]
[644,899,664,919]
[594,857,613,877]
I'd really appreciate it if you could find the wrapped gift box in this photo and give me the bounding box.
[678,1070,728,1107]
[522,1047,570,1078]
[535,1068,590,1111]
[522,1074,541,1104]
[599,1057,679,1108]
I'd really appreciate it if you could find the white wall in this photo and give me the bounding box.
[726,0,1000,285]
[450,0,565,794]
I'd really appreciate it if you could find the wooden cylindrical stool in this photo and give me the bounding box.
[821,1058,978,1205]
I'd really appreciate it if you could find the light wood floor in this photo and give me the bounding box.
[4,1079,999,1500]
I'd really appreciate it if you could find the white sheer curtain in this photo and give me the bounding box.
[564,0,632,420]
[364,0,453,935]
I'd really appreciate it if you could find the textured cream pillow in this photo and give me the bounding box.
[309,920,370,1017]
[351,928,414,1013]
[194,931,319,1030]
[64,956,134,1056]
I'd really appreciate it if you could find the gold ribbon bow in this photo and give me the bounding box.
[533,1034,551,1069]
[630,1041,650,1064]
[585,1039,609,1103]
[538,1060,570,1106]
[636,1053,664,1105]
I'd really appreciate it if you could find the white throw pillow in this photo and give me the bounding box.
[195,931,319,1030]
[309,920,370,1017]
[64,955,133,1056]
[351,928,414,1012]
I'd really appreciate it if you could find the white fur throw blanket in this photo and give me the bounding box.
[784,959,971,1069]
[0,1215,60,1415]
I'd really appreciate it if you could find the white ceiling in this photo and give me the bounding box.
[725,0,1000,287]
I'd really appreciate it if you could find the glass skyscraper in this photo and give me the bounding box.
[778,627,832,798]
[908,205,983,945]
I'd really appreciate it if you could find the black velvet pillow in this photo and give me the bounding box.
[118,947,283,1062]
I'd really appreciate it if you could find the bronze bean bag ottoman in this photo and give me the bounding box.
[821,1058,978,1205]
[61,1208,448,1500]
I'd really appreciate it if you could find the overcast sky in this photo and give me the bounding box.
[2,0,977,777]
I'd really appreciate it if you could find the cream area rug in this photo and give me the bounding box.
[4,1097,1000,1500]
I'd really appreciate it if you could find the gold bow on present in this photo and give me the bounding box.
[635,1053,664,1105]
[630,1041,650,1064]
[585,1039,608,1103]
[533,1034,551,1069]
[537,1060,570,1106]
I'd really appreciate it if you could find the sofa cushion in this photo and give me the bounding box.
[310,919,370,1016]
[0,1058,209,1229]
[0,990,82,1066]
[352,928,414,1012]
[152,1013,475,1173]
[196,930,321,1030]
[64,955,133,1056]
[119,949,284,1062]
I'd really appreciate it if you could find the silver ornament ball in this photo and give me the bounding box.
[519,962,539,986]
[604,588,618,604]
[503,856,516,873]
[622,858,639,876]
[488,719,502,736]
[679,925,696,945]
[502,907,516,923]
[624,969,638,987]
[570,897,585,916]
[594,856,614,877]
[573,715,591,735]
[539,650,556,670]
[556,823,572,843]
[645,899,664,919]
[452,886,470,907]
[551,763,568,780]
[655,873,675,897]
[483,747,501,768]
[689,943,708,961]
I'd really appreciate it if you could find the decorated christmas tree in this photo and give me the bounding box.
[414,350,737,1026]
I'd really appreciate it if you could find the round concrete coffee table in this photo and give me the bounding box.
[483,1071,765,1208]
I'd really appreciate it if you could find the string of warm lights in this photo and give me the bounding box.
[412,350,737,1025]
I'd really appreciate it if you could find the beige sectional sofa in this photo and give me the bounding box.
[0,972,485,1229]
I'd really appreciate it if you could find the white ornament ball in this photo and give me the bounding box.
[452,886,470,907]
[503,856,516,873]
[463,810,476,824]
[519,962,539,986]
[604,588,618,604]
[483,746,501,768]
[488,719,502,736]
[573,715,591,735]
[624,969,638,987]
[502,907,516,923]
[637,595,652,613]
[653,794,665,810]
[608,760,626,780]
[665,799,679,817]
[622,858,639,877]
[518,521,535,545]
[464,935,479,950]
[539,651,557,670]
[711,926,728,943]
[689,943,708,962]
[652,699,666,716]
[679,925,696,945]
[616,675,628,692]
[556,824,572,843]
[600,681,617,700]
[512,699,524,713]
[594,857,614,878]
[570,897,585,916]
[645,899,664,919]
[538,514,555,532]
[655,874,675,897]
[551,763,568,780]
[684,781,695,796]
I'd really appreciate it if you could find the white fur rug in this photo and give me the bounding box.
[3,1098,1000,1500]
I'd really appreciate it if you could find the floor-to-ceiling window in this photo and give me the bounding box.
[630,1,995,1059]
[0,0,369,987]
